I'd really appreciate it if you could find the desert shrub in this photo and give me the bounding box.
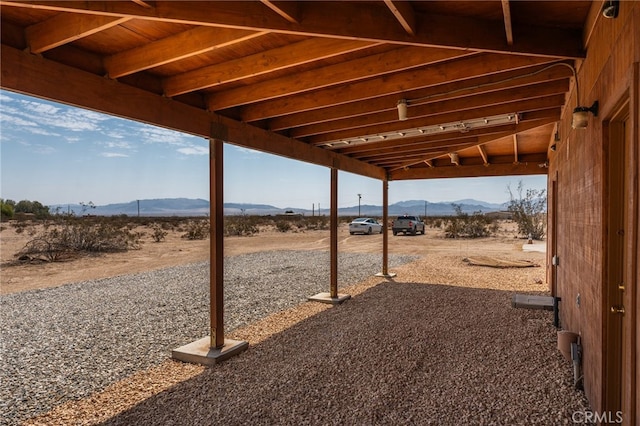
[151,225,168,242]
[507,181,546,240]
[224,216,259,236]
[444,204,496,238]
[306,215,329,230]
[182,219,210,240]
[275,219,292,233]
[16,220,141,262]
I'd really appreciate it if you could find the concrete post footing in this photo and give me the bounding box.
[172,337,248,366]
[308,292,351,305]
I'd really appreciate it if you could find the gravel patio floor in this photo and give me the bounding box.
[16,252,591,425]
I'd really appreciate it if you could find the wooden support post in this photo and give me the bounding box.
[376,179,396,278]
[308,167,350,304]
[382,179,389,275]
[210,138,225,349]
[172,137,248,365]
[330,167,338,298]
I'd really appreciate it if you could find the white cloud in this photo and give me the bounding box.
[177,146,208,155]
[30,144,56,155]
[104,140,134,150]
[13,98,109,133]
[101,152,129,158]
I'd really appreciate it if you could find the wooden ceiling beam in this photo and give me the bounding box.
[25,12,129,54]
[294,79,568,139]
[338,117,555,157]
[478,145,489,165]
[501,0,514,46]
[105,27,267,79]
[354,138,483,163]
[388,157,548,180]
[384,0,416,35]
[513,134,519,163]
[0,43,385,180]
[268,62,572,131]
[163,37,374,97]
[261,0,300,24]
[350,118,555,164]
[306,95,564,145]
[206,47,470,111]
[2,1,585,58]
[242,53,556,122]
[130,0,153,8]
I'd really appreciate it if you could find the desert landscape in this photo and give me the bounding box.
[0,217,532,295]
[0,218,592,425]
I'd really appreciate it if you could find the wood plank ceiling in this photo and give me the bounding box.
[0,1,591,181]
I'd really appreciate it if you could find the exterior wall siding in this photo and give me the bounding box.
[548,0,639,419]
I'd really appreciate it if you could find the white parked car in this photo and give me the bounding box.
[348,217,383,235]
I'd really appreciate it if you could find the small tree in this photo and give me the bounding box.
[0,199,15,221]
[14,199,50,218]
[507,181,546,240]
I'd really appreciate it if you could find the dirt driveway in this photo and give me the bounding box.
[0,221,541,295]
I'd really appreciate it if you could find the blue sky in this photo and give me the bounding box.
[0,90,546,209]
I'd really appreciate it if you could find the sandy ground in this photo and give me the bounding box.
[0,220,537,295]
[2,220,570,425]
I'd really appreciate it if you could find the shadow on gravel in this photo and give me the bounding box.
[100,282,590,426]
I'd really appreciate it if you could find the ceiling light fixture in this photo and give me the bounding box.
[397,99,408,121]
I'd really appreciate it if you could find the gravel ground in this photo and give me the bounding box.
[0,251,417,425]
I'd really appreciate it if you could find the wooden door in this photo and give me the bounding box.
[604,102,630,420]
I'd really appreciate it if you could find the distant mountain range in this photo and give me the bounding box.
[49,198,509,217]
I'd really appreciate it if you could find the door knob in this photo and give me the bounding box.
[610,306,625,314]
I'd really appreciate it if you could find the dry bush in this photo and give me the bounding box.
[182,218,211,240]
[444,204,497,239]
[15,219,142,262]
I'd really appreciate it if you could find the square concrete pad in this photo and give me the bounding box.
[308,292,351,305]
[172,337,248,366]
[512,294,555,311]
[375,272,397,278]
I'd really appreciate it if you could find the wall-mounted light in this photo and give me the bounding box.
[602,0,619,18]
[572,101,599,129]
[397,99,408,121]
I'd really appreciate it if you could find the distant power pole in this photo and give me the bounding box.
[137,200,140,217]
[312,203,315,217]
[358,193,362,216]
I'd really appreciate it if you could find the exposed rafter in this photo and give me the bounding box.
[384,0,416,35]
[26,14,129,54]
[501,0,514,45]
[478,145,490,165]
[163,38,374,97]
[1,1,586,58]
[0,0,583,179]
[104,27,267,79]
[261,0,300,24]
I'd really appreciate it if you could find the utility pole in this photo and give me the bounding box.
[358,193,362,216]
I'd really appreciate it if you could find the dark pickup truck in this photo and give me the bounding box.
[391,215,426,236]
